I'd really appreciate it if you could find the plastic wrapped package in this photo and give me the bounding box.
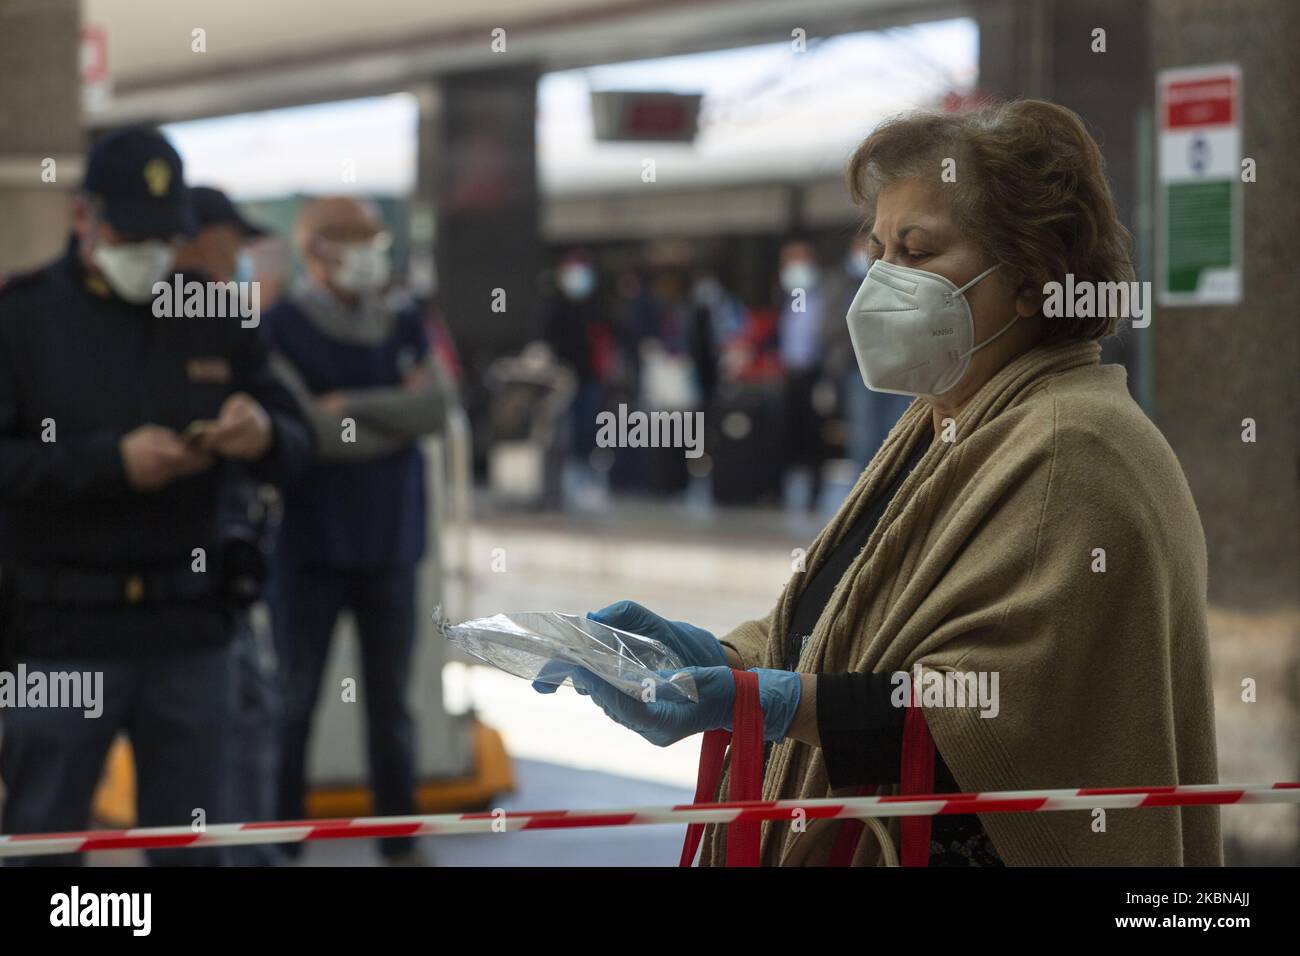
[434,608,699,703]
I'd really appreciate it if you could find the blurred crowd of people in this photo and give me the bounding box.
[529,238,911,510]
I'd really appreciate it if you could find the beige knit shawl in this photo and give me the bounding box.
[701,338,1221,866]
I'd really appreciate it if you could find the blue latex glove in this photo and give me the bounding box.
[586,600,728,669]
[550,665,802,748]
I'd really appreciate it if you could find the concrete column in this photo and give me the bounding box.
[0,0,81,275]
[975,0,1150,395]
[1147,3,1300,861]
[1147,0,1300,612]
[433,65,541,374]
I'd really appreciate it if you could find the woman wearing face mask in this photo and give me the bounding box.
[537,100,1220,867]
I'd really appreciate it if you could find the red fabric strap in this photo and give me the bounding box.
[679,668,764,867]
[680,670,936,868]
[899,698,936,867]
[725,669,763,865]
[678,729,728,867]
[831,687,937,867]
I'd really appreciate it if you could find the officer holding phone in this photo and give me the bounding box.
[0,128,311,865]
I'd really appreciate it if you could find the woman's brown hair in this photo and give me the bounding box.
[846,99,1135,340]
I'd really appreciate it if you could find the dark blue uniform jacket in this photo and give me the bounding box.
[0,239,311,657]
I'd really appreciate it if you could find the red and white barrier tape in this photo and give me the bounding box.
[1,782,1295,858]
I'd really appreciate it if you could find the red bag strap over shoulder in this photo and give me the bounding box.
[679,669,764,867]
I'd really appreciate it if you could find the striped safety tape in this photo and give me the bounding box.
[0,782,1295,859]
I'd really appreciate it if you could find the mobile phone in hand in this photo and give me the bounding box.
[180,419,216,446]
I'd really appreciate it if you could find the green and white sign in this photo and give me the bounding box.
[1156,63,1242,306]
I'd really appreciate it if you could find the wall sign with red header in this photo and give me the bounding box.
[81,24,111,113]
[1156,63,1242,306]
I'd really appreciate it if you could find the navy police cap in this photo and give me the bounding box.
[188,186,268,238]
[82,127,195,240]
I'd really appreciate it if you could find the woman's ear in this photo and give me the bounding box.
[1015,279,1043,318]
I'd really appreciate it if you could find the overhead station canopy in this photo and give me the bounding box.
[163,96,419,200]
[82,0,966,125]
[83,0,616,110]
[538,19,978,198]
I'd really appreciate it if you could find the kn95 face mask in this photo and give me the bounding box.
[845,259,1018,397]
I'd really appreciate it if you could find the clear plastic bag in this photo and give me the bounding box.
[434,608,699,703]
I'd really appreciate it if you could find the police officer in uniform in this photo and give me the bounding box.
[0,128,311,865]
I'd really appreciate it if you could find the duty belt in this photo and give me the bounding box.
[9,566,213,608]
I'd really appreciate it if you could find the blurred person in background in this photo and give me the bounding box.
[683,268,745,413]
[174,184,287,866]
[541,250,611,466]
[647,269,690,355]
[175,186,267,285]
[690,270,746,348]
[636,269,703,496]
[536,101,1219,868]
[0,129,310,866]
[263,196,447,866]
[776,240,830,511]
[642,269,699,408]
[609,268,659,403]
[823,235,911,470]
[597,268,661,495]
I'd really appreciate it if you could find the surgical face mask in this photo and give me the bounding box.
[233,249,255,284]
[91,239,175,304]
[845,248,871,279]
[559,264,595,300]
[333,240,391,294]
[780,261,818,293]
[845,260,1017,396]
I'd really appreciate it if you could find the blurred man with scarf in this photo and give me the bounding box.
[263,197,447,866]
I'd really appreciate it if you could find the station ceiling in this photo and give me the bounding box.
[83,0,962,124]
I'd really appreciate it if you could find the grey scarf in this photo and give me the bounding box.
[293,280,397,346]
